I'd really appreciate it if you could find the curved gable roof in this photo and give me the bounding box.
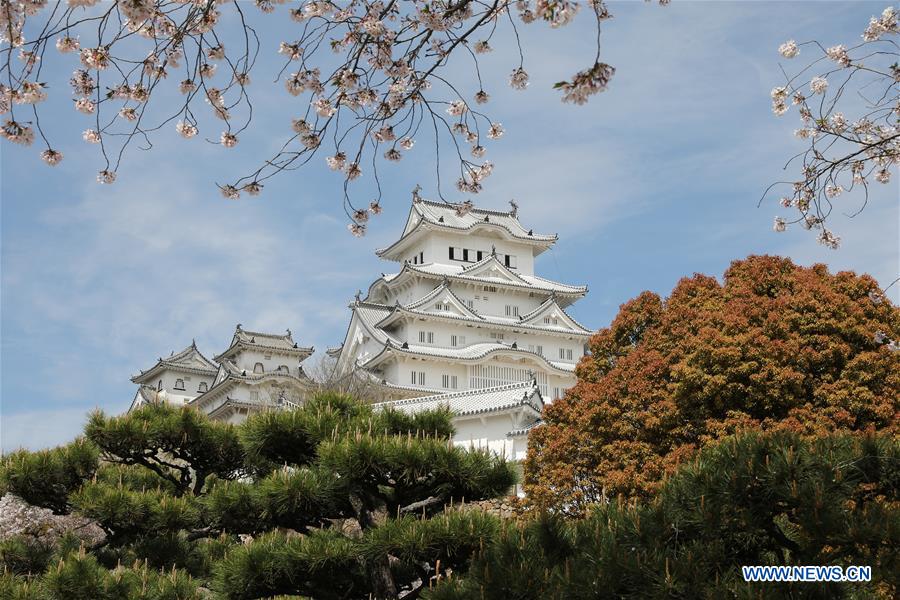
[366,262,587,306]
[376,380,544,418]
[131,341,218,383]
[377,200,557,260]
[214,324,314,362]
[361,340,575,375]
[404,282,485,319]
[518,297,592,334]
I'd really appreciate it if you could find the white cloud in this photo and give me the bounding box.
[1,407,95,452]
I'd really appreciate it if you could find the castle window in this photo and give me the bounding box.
[566,349,573,360]
[198,382,208,393]
[174,379,185,390]
[505,305,519,317]
[277,365,290,374]
[157,380,163,391]
[476,250,484,261]
[253,362,264,374]
[504,254,517,269]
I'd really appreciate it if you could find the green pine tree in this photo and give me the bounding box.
[427,431,899,599]
[0,393,516,599]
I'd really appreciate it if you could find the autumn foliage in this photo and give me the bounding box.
[524,255,900,512]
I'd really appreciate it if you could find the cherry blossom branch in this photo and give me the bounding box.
[1,0,668,235]
[767,5,898,248]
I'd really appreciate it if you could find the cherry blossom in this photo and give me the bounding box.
[176,121,198,139]
[509,67,530,90]
[220,185,240,200]
[1,120,34,145]
[0,0,668,234]
[556,62,615,105]
[40,148,63,165]
[766,5,898,247]
[221,132,238,148]
[74,98,95,114]
[96,169,116,184]
[327,152,347,171]
[809,76,828,94]
[55,36,79,53]
[778,40,799,58]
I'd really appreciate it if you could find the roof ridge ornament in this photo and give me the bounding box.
[412,184,422,203]
[491,244,497,257]
[509,199,518,217]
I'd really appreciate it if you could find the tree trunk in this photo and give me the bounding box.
[349,493,396,598]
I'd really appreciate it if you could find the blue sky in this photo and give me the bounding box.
[2,2,897,451]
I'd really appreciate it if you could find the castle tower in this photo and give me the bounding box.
[334,198,592,402]
[130,326,316,424]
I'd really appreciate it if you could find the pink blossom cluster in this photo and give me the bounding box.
[770,4,898,248]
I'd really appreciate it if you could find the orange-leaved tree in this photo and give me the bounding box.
[525,255,900,514]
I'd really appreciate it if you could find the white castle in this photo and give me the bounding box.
[130,198,592,462]
[330,197,592,460]
[130,327,316,423]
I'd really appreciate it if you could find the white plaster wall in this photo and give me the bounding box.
[388,355,576,400]
[230,348,302,377]
[152,369,216,404]
[451,414,524,461]
[402,230,538,276]
[387,318,585,369]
